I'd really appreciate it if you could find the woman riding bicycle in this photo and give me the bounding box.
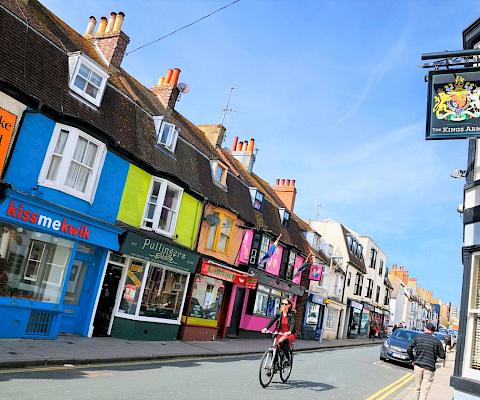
[261,298,296,362]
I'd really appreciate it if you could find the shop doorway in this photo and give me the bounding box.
[227,287,245,338]
[92,262,123,336]
[59,245,96,335]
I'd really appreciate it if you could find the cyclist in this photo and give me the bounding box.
[261,298,296,364]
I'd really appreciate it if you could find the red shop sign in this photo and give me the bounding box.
[201,260,257,289]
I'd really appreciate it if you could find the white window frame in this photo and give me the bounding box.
[114,257,190,325]
[249,188,264,210]
[38,123,106,203]
[326,307,338,330]
[210,160,228,189]
[68,53,109,107]
[154,116,179,153]
[279,208,290,227]
[464,252,480,379]
[141,177,183,237]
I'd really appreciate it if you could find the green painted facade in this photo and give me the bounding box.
[117,164,151,227]
[174,193,203,249]
[117,164,203,250]
[111,318,179,341]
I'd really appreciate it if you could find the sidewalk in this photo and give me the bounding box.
[394,350,455,400]
[0,335,383,369]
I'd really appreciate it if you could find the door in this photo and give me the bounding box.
[92,262,123,336]
[59,245,96,334]
[227,287,245,337]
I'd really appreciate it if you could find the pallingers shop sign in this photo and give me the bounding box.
[427,68,480,139]
[120,231,199,273]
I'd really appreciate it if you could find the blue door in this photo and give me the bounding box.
[59,244,96,334]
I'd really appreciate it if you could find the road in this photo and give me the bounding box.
[0,345,415,400]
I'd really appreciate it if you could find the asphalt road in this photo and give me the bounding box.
[0,345,414,400]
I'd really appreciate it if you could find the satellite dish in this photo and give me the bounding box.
[204,214,220,226]
[177,82,190,94]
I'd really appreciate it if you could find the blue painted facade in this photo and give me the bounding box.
[0,111,129,339]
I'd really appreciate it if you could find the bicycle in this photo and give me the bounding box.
[259,331,294,387]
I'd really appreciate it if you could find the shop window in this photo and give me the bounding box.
[142,177,183,237]
[38,124,107,203]
[286,250,296,279]
[253,284,286,318]
[325,307,338,329]
[349,308,361,334]
[139,267,188,320]
[306,303,320,325]
[188,275,225,321]
[68,54,109,107]
[153,117,179,153]
[118,260,146,315]
[118,259,189,323]
[0,223,73,304]
[205,212,234,254]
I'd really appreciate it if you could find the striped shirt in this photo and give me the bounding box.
[407,333,446,371]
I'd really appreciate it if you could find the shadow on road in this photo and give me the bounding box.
[263,379,336,392]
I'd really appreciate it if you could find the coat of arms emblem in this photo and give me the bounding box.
[433,75,480,121]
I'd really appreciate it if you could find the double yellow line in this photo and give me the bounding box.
[365,372,414,400]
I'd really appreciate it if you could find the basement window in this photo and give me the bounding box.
[68,53,109,107]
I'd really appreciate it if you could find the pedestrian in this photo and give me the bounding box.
[444,333,452,352]
[369,320,377,341]
[407,322,446,400]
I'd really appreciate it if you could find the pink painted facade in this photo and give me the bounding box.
[236,229,254,265]
[309,264,324,281]
[239,289,271,331]
[292,254,306,284]
[225,284,239,328]
[265,245,283,276]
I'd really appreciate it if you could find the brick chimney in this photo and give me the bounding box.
[197,124,226,147]
[273,178,297,211]
[84,12,130,67]
[151,68,181,109]
[231,136,256,173]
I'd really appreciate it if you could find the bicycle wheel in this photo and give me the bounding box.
[259,350,275,388]
[280,350,293,382]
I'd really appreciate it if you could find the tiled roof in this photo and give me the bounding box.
[0,0,258,224]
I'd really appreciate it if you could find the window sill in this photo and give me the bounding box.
[213,181,228,192]
[155,143,177,160]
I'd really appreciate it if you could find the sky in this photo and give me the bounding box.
[39,0,480,305]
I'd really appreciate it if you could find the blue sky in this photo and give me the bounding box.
[40,0,480,305]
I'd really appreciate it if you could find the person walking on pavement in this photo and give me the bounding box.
[407,322,446,400]
[369,320,377,341]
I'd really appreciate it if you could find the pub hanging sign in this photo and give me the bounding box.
[427,68,480,139]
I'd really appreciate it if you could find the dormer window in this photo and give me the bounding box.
[154,116,178,152]
[249,188,264,210]
[68,53,109,107]
[211,160,228,189]
[279,208,290,227]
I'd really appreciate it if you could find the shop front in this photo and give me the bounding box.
[237,268,305,338]
[302,270,326,340]
[180,259,257,341]
[361,302,375,336]
[347,299,364,338]
[98,230,199,341]
[0,190,121,339]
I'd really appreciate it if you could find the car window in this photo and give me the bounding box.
[391,329,421,341]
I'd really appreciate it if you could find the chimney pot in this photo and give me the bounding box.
[280,179,285,186]
[242,141,248,151]
[247,138,255,152]
[113,11,125,32]
[97,17,107,34]
[106,12,117,33]
[84,16,97,36]
[170,68,181,85]
[165,69,173,85]
[286,179,291,186]
[291,179,296,187]
[232,136,239,151]
[158,77,165,86]
[276,179,280,185]
[236,141,243,151]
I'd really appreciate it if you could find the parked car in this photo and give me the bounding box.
[380,328,422,364]
[433,331,446,344]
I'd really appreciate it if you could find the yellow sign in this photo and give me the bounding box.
[127,270,142,287]
[324,299,331,304]
[0,107,17,176]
